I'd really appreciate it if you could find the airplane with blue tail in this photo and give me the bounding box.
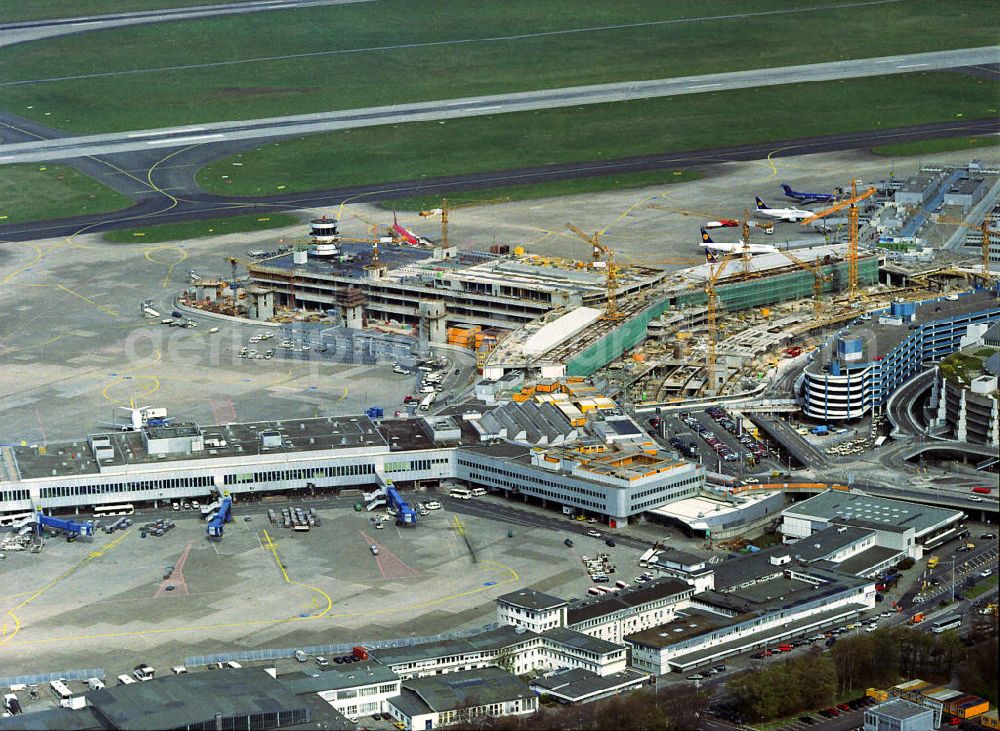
[780,184,839,205]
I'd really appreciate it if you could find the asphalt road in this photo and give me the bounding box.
[2,46,996,165]
[0,0,371,49]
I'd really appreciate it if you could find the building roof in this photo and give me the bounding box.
[87,668,307,731]
[497,588,567,612]
[783,491,963,538]
[871,698,935,720]
[0,707,104,731]
[835,546,901,576]
[566,578,691,625]
[396,667,533,714]
[529,668,648,702]
[542,626,623,656]
[788,525,875,562]
[279,662,398,694]
[369,625,537,668]
[618,608,731,650]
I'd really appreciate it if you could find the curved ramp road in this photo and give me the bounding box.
[0,47,996,165]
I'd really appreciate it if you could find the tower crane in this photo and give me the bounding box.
[566,223,624,320]
[418,197,510,249]
[931,214,995,283]
[705,247,739,394]
[777,249,833,318]
[800,180,876,303]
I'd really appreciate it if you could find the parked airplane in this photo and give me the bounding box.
[700,228,778,256]
[754,196,814,222]
[390,211,432,246]
[780,184,838,205]
[100,405,171,432]
[703,218,740,229]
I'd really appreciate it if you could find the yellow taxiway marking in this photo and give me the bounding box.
[3,555,519,648]
[261,529,333,620]
[0,529,131,647]
[1,242,44,286]
[100,349,163,405]
[54,284,119,317]
[144,244,188,288]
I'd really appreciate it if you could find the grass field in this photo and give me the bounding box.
[965,575,997,601]
[0,0,248,23]
[196,72,998,197]
[873,135,1000,157]
[0,164,133,224]
[380,170,702,211]
[0,0,993,133]
[101,212,300,243]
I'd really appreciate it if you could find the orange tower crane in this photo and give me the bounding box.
[566,223,624,320]
[932,214,995,283]
[800,180,876,303]
[777,249,833,318]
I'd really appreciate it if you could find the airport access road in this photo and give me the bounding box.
[1,46,996,165]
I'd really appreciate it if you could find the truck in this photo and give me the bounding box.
[133,664,155,682]
[352,646,369,661]
[927,556,940,569]
[972,486,992,495]
[810,425,830,436]
[419,391,436,411]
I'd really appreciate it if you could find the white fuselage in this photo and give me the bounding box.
[755,205,813,222]
[700,241,778,256]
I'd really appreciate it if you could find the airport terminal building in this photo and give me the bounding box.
[0,406,704,528]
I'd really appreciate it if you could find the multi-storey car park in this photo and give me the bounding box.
[803,286,1000,421]
[0,385,704,528]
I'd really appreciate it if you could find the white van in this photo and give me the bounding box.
[117,675,136,686]
[418,385,435,394]
[470,488,487,497]
[87,678,105,691]
[449,488,472,500]
[294,650,307,663]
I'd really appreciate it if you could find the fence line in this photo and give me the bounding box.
[0,667,104,688]
[186,623,501,668]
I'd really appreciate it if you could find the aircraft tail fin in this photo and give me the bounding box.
[705,250,719,263]
[780,184,794,196]
[755,196,768,210]
[700,227,713,245]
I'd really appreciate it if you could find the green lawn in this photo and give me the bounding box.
[197,73,998,197]
[965,575,998,601]
[381,170,701,211]
[0,163,133,224]
[101,212,300,243]
[873,136,1000,157]
[0,0,248,22]
[0,0,993,133]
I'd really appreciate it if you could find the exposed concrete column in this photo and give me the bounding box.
[419,300,447,344]
[989,398,999,448]
[956,389,968,443]
[934,370,948,428]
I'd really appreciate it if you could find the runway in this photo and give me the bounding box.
[0,46,996,165]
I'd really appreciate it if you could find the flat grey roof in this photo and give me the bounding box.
[279,661,398,694]
[790,525,875,561]
[542,626,622,656]
[370,625,537,667]
[398,667,533,713]
[87,668,307,730]
[0,707,104,731]
[567,578,691,625]
[617,608,731,650]
[835,546,902,576]
[14,415,389,479]
[530,668,648,702]
[784,491,963,537]
[498,588,567,611]
[872,698,935,720]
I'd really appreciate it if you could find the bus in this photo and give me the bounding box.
[449,487,472,500]
[419,392,437,412]
[293,524,311,532]
[93,503,134,518]
[49,680,72,701]
[931,615,962,634]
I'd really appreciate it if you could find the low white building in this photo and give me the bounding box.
[278,662,401,722]
[386,667,538,730]
[565,578,694,645]
[539,627,628,676]
[496,589,568,633]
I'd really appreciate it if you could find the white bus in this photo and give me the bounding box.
[470,487,487,497]
[449,487,472,500]
[49,680,72,701]
[419,392,437,411]
[93,503,134,517]
[931,615,962,634]
[873,436,889,448]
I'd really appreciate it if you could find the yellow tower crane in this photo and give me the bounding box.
[705,247,739,393]
[566,223,624,320]
[418,197,510,249]
[777,249,833,318]
[931,214,995,283]
[800,180,876,303]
